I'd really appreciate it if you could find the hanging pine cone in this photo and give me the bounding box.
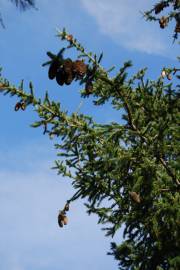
[154,2,167,14]
[159,16,169,28]
[56,68,66,86]
[73,60,87,79]
[48,59,60,80]
[58,211,68,227]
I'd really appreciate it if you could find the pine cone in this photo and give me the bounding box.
[65,73,74,85]
[159,16,169,29]
[21,102,26,111]
[154,2,166,14]
[14,102,21,111]
[63,58,73,73]
[129,191,141,203]
[63,59,74,85]
[73,60,87,79]
[56,68,66,86]
[48,60,60,80]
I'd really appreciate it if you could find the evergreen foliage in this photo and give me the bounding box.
[0,0,36,28]
[0,1,180,269]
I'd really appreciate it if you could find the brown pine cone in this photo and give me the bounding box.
[64,73,74,85]
[63,59,74,85]
[56,68,65,86]
[48,60,60,80]
[73,60,87,79]
[63,58,73,73]
[14,102,21,111]
[159,16,169,29]
[129,191,141,203]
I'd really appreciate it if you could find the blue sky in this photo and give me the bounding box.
[0,1,179,269]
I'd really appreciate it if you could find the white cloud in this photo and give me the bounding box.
[81,0,178,57]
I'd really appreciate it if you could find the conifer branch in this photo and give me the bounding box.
[160,157,180,185]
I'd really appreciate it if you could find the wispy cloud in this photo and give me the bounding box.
[81,0,178,57]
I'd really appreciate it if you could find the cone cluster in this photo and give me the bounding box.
[48,58,87,86]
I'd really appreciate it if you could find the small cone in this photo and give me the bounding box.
[21,102,26,111]
[129,191,141,203]
[14,102,21,111]
[159,16,168,29]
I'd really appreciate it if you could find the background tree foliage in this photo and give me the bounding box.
[0,0,36,28]
[0,1,180,269]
